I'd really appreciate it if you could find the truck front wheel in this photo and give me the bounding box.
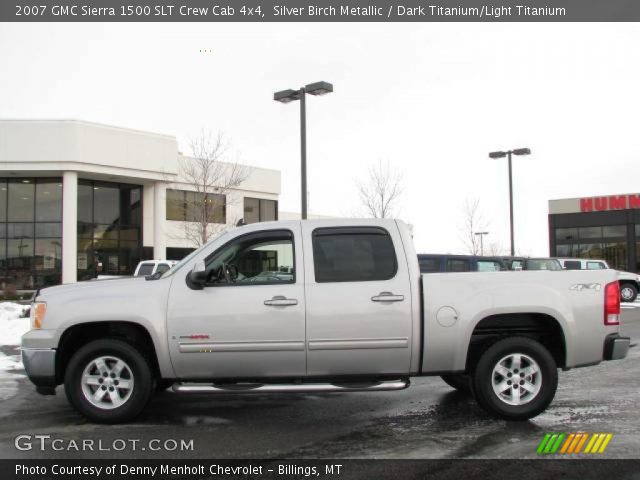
[64,339,154,423]
[472,337,557,421]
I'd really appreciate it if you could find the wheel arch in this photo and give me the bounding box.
[465,313,567,372]
[56,321,161,385]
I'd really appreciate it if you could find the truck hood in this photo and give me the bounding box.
[37,276,148,300]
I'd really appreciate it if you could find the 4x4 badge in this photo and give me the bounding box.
[570,283,602,291]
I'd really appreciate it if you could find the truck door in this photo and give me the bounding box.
[166,225,306,379]
[302,223,413,376]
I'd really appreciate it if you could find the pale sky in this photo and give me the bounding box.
[1,22,639,255]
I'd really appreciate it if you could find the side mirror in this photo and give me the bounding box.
[186,260,207,290]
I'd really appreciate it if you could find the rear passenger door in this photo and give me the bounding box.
[302,223,413,376]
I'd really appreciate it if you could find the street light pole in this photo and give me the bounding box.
[299,88,307,219]
[274,81,333,220]
[488,147,531,257]
[508,151,514,257]
[474,231,489,256]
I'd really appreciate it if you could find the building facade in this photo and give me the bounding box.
[548,193,640,272]
[0,120,280,290]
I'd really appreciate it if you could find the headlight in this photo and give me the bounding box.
[30,302,47,329]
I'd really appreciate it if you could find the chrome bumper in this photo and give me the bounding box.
[21,347,56,387]
[603,333,630,361]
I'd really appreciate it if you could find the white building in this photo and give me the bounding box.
[0,119,280,290]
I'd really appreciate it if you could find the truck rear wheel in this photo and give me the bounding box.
[440,374,471,393]
[472,337,557,421]
[64,339,154,424]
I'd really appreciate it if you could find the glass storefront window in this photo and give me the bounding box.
[78,183,93,223]
[166,189,226,224]
[578,243,603,259]
[93,183,120,225]
[7,223,34,238]
[76,180,142,281]
[35,180,62,222]
[603,242,627,270]
[166,189,185,221]
[578,227,602,239]
[0,178,63,291]
[244,197,277,224]
[35,223,62,238]
[555,228,577,242]
[7,238,34,264]
[244,197,260,224]
[8,179,35,222]
[0,181,6,223]
[556,244,578,257]
[603,225,627,238]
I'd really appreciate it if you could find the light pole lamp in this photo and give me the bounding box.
[488,147,531,256]
[474,231,489,256]
[274,81,333,220]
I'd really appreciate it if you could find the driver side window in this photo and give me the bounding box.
[204,230,295,286]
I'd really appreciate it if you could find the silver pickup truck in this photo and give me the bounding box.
[22,219,630,423]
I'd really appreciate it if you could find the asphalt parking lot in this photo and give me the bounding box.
[0,307,638,460]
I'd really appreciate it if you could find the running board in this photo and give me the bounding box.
[171,379,410,394]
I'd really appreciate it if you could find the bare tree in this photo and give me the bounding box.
[357,160,403,218]
[485,241,506,257]
[176,131,251,247]
[460,198,489,255]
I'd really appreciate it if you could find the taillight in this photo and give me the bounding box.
[604,281,620,325]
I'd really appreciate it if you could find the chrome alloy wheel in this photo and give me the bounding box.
[621,286,635,301]
[81,356,134,410]
[491,353,542,406]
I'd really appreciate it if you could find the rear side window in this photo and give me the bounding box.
[136,263,155,276]
[447,259,470,272]
[587,261,606,270]
[312,227,397,283]
[418,257,440,273]
[564,260,582,270]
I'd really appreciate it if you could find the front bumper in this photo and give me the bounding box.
[21,347,56,387]
[603,333,630,361]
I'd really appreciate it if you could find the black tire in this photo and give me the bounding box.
[471,337,557,421]
[620,282,638,303]
[155,379,174,392]
[64,338,154,424]
[440,374,471,393]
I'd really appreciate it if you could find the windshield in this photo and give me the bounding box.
[157,230,233,279]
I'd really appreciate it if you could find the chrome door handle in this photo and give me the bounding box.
[264,295,298,306]
[371,292,405,302]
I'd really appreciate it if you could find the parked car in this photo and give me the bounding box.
[556,257,640,302]
[22,219,629,423]
[133,260,178,277]
[503,257,562,271]
[418,254,506,273]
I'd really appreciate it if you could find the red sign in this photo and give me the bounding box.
[580,194,640,212]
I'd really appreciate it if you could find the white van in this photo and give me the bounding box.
[556,257,640,302]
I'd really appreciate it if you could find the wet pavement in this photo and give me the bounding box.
[0,309,638,460]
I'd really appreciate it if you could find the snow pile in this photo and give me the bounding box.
[0,351,23,376]
[0,302,30,345]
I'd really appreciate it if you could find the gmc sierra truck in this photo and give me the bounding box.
[22,219,630,423]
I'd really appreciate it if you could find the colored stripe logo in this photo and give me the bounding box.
[537,433,613,454]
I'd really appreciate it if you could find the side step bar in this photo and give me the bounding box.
[171,379,410,394]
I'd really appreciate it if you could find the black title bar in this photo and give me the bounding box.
[1,0,639,22]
